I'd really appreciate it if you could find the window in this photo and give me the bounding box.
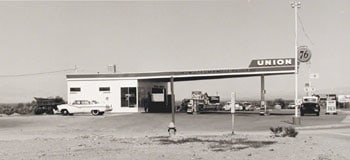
[121,87,137,107]
[99,87,110,92]
[70,87,81,92]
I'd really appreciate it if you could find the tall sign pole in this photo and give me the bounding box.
[231,92,236,135]
[168,76,176,136]
[171,76,175,124]
[308,61,311,96]
[291,1,301,124]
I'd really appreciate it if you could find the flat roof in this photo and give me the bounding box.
[67,66,295,82]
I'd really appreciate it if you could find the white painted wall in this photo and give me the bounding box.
[67,79,138,113]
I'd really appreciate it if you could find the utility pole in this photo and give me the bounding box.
[308,61,311,96]
[291,1,301,125]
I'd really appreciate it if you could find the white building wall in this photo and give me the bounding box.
[67,79,138,113]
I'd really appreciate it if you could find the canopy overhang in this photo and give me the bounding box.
[66,66,295,82]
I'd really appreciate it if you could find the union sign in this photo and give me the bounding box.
[249,58,295,68]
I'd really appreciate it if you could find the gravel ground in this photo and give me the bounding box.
[0,111,349,160]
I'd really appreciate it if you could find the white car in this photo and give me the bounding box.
[57,100,112,116]
[287,104,296,109]
[222,102,243,111]
[241,102,255,111]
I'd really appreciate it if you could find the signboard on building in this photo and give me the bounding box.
[249,58,295,68]
[192,91,202,100]
[152,94,164,102]
[337,95,350,103]
[152,88,165,102]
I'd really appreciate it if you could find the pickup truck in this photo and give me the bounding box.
[300,96,320,116]
[57,100,112,116]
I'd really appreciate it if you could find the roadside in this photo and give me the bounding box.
[0,111,347,139]
[0,111,350,160]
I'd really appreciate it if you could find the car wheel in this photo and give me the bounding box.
[61,109,69,116]
[34,108,44,115]
[98,112,104,115]
[91,110,100,116]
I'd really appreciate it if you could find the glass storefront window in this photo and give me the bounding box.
[121,87,137,107]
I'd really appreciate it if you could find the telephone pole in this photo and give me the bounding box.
[291,1,301,124]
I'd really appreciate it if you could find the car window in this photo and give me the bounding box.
[303,98,317,103]
[73,100,81,105]
[81,100,90,105]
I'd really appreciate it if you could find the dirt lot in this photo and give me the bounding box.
[0,111,350,160]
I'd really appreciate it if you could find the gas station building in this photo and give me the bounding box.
[66,58,295,113]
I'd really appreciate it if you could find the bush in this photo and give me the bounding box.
[283,126,298,137]
[270,126,298,137]
[0,105,15,115]
[0,103,36,115]
[270,126,283,137]
[15,103,35,114]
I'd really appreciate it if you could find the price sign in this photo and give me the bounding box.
[326,100,337,114]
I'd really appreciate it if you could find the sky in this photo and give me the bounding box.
[0,0,349,103]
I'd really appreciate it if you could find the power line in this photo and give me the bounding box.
[297,12,314,45]
[0,68,76,78]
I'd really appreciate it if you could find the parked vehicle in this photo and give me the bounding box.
[33,97,65,115]
[222,102,243,111]
[300,96,320,116]
[274,104,282,109]
[287,103,296,109]
[186,91,221,114]
[57,100,112,116]
[241,102,255,111]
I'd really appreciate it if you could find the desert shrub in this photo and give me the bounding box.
[0,103,36,115]
[1,105,15,115]
[283,126,298,137]
[270,126,283,137]
[15,103,36,115]
[270,126,298,138]
[15,103,26,114]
